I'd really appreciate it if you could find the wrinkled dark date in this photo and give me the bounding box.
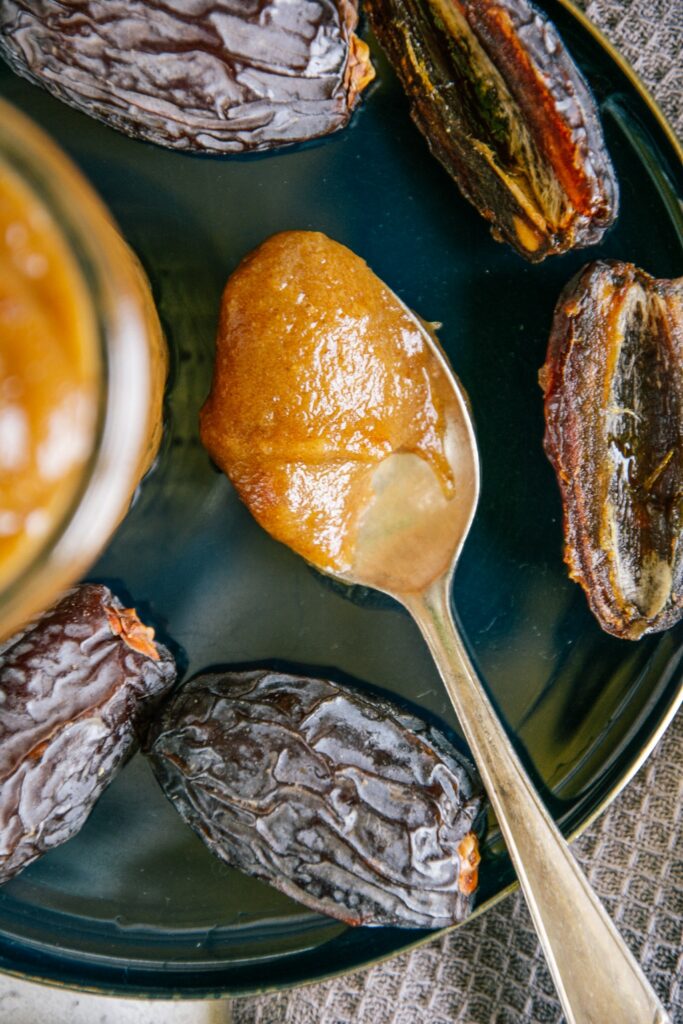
[366,0,618,261]
[0,584,176,883]
[0,1,374,153]
[146,669,483,928]
[541,260,683,639]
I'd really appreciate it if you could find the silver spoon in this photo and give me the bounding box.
[320,321,671,1024]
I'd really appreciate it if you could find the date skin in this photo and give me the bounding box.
[0,584,176,883]
[541,261,683,639]
[146,670,482,928]
[366,0,618,260]
[0,1,374,153]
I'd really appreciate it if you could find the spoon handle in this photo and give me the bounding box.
[407,578,671,1024]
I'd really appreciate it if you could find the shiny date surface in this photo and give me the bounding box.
[541,260,683,639]
[0,584,176,883]
[0,0,374,153]
[146,669,483,928]
[366,0,618,260]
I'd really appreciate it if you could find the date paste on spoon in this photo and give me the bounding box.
[200,231,473,593]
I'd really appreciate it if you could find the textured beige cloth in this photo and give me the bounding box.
[232,2,683,1022]
[580,0,682,136]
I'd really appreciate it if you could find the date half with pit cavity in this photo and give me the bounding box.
[366,0,618,261]
[146,670,482,928]
[0,1,374,153]
[0,584,176,883]
[541,261,683,639]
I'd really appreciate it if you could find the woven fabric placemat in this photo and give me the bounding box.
[232,3,683,1022]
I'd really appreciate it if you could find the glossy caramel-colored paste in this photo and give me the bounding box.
[200,231,457,578]
[0,163,98,585]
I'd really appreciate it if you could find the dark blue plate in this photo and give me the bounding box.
[0,0,681,997]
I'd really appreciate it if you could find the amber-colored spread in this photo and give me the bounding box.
[0,163,98,586]
[200,231,458,579]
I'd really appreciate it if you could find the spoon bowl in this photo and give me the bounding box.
[337,373,479,595]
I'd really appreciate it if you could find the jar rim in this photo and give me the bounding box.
[0,98,162,639]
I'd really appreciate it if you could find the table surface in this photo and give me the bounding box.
[0,1,681,1022]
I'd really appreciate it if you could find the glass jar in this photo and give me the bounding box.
[0,98,167,640]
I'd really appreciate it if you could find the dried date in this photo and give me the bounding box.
[0,584,176,883]
[0,1,374,153]
[146,669,482,928]
[541,260,683,639]
[365,0,618,260]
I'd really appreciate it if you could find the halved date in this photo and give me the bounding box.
[146,669,482,928]
[0,584,176,883]
[0,1,374,153]
[541,260,683,639]
[366,0,618,260]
